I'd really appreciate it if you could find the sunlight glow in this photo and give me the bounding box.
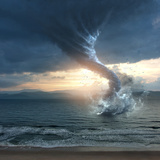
[1,58,160,92]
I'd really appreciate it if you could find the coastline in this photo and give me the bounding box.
[0,146,160,160]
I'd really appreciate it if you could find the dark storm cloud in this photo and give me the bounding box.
[0,80,19,88]
[96,4,160,64]
[0,73,35,88]
[0,0,159,74]
[0,41,74,73]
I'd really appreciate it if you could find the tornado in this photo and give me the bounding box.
[81,59,121,98]
[73,34,121,99]
[61,31,121,98]
[36,0,149,98]
[41,0,123,98]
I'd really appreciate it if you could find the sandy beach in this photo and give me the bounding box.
[0,147,160,160]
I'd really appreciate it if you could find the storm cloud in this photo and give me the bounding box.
[0,80,19,88]
[0,0,159,74]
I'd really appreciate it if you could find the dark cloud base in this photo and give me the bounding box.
[0,80,19,88]
[0,0,159,74]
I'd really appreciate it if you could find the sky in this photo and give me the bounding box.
[0,0,160,92]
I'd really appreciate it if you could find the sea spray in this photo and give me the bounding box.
[88,82,148,116]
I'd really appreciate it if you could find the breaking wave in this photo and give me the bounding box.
[0,125,159,148]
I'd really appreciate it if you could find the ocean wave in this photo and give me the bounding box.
[0,125,71,141]
[0,125,160,148]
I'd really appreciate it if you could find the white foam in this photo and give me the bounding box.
[0,126,71,141]
[89,87,145,116]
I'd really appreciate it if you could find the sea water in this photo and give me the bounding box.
[0,97,160,149]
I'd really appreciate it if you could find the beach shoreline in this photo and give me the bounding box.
[0,146,160,160]
[1,145,160,151]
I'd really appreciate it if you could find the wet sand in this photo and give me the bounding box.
[0,147,160,160]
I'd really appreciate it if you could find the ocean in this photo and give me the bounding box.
[0,97,160,149]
